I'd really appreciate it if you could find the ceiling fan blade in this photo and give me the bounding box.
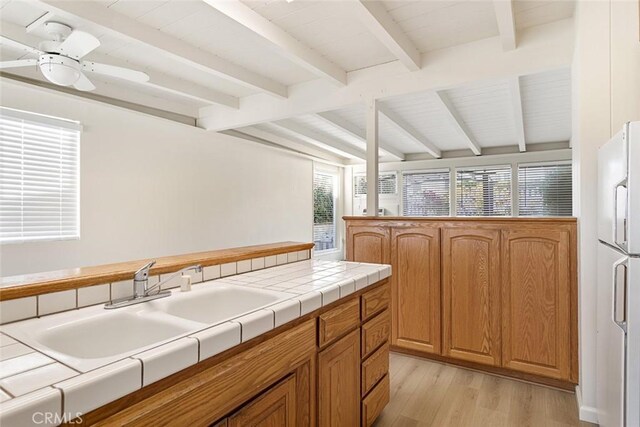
[0,36,42,56]
[81,61,149,83]
[57,31,100,59]
[73,72,95,91]
[0,58,38,69]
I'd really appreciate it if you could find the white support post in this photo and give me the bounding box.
[366,98,379,216]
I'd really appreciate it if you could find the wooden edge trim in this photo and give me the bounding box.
[343,216,577,223]
[0,242,314,301]
[390,346,577,391]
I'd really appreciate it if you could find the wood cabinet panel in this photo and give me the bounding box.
[362,343,389,397]
[92,321,316,426]
[391,226,441,354]
[501,227,572,379]
[319,298,360,347]
[442,228,501,366]
[361,309,390,358]
[361,374,390,427]
[318,329,360,427]
[228,375,297,427]
[361,284,390,321]
[346,226,390,264]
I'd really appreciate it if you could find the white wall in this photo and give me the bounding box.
[0,81,313,277]
[572,0,640,422]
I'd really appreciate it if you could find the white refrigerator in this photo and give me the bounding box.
[597,121,640,427]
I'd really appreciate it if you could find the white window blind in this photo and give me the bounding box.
[313,171,336,251]
[403,170,450,216]
[0,108,80,244]
[456,166,511,216]
[518,162,572,216]
[354,172,397,196]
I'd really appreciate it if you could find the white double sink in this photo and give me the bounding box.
[3,283,294,372]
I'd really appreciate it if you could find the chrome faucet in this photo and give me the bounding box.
[105,261,202,309]
[133,260,156,298]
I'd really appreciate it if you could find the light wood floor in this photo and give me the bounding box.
[374,353,596,427]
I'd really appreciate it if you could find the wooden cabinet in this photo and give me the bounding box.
[442,227,501,366]
[319,298,359,347]
[70,282,392,427]
[228,375,297,427]
[501,227,572,380]
[361,309,390,358]
[390,226,441,354]
[318,329,361,427]
[361,375,390,427]
[362,344,389,397]
[361,285,390,321]
[345,217,578,387]
[346,225,390,264]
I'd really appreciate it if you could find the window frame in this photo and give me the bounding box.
[516,160,573,217]
[353,171,398,199]
[401,168,451,217]
[0,107,81,245]
[312,164,340,254]
[454,164,513,217]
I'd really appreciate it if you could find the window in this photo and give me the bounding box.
[518,162,572,216]
[313,170,337,251]
[0,108,80,243]
[354,172,397,196]
[456,166,511,216]
[403,170,450,216]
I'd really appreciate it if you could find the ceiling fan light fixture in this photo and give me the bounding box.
[38,54,81,86]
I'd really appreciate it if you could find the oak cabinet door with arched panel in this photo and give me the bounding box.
[442,228,501,366]
[346,226,390,264]
[501,228,571,380]
[391,226,441,354]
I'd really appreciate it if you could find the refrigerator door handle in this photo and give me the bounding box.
[614,178,628,251]
[613,258,628,333]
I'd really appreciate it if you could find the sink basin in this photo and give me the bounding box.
[37,312,190,359]
[149,283,295,324]
[2,305,202,372]
[2,283,295,372]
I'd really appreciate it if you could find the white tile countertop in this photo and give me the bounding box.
[0,259,391,426]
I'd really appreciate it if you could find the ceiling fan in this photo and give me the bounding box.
[0,22,149,91]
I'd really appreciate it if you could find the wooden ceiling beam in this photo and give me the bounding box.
[378,105,441,158]
[348,0,421,71]
[314,112,405,161]
[35,0,288,98]
[494,0,517,51]
[236,126,347,164]
[270,120,366,161]
[197,18,575,130]
[203,0,346,86]
[432,91,482,156]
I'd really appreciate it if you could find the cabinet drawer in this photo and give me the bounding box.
[361,284,390,321]
[362,374,390,427]
[361,310,390,358]
[362,343,389,397]
[319,297,360,347]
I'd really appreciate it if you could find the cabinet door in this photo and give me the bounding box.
[346,225,390,264]
[391,226,441,354]
[501,227,571,379]
[442,228,501,366]
[318,329,360,427]
[228,375,297,427]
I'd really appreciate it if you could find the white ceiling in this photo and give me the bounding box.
[238,68,572,162]
[0,0,575,161]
